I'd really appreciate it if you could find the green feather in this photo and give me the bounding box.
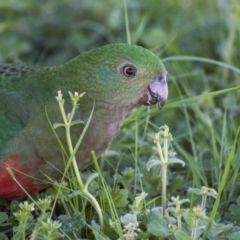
[0,43,167,182]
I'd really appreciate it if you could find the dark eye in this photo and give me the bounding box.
[121,65,137,78]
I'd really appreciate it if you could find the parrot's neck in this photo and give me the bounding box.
[75,100,136,168]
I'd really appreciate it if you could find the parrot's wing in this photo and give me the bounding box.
[0,110,24,157]
[0,65,33,156]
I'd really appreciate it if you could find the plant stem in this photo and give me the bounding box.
[123,0,131,44]
[201,195,206,210]
[57,94,85,190]
[56,91,104,228]
[134,120,138,195]
[161,163,167,216]
[175,204,182,230]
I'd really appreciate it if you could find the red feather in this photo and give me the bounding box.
[0,154,48,200]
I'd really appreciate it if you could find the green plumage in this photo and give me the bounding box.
[0,43,168,199]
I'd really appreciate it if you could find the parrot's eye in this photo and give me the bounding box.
[121,65,137,78]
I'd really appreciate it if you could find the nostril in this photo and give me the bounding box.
[157,72,167,82]
[158,75,163,81]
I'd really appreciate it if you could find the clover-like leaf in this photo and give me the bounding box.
[168,157,185,166]
[146,159,161,171]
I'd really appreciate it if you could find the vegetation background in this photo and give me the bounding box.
[0,0,240,239]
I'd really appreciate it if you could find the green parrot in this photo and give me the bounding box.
[0,43,168,200]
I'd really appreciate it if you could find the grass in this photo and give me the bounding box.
[0,0,240,239]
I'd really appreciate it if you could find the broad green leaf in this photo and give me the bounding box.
[147,209,171,238]
[0,212,8,224]
[174,229,191,240]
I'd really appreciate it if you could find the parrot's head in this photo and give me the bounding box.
[69,43,168,112]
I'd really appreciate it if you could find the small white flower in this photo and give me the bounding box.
[119,220,141,240]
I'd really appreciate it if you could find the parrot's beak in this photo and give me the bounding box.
[147,72,168,110]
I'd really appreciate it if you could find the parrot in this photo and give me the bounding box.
[0,43,168,200]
